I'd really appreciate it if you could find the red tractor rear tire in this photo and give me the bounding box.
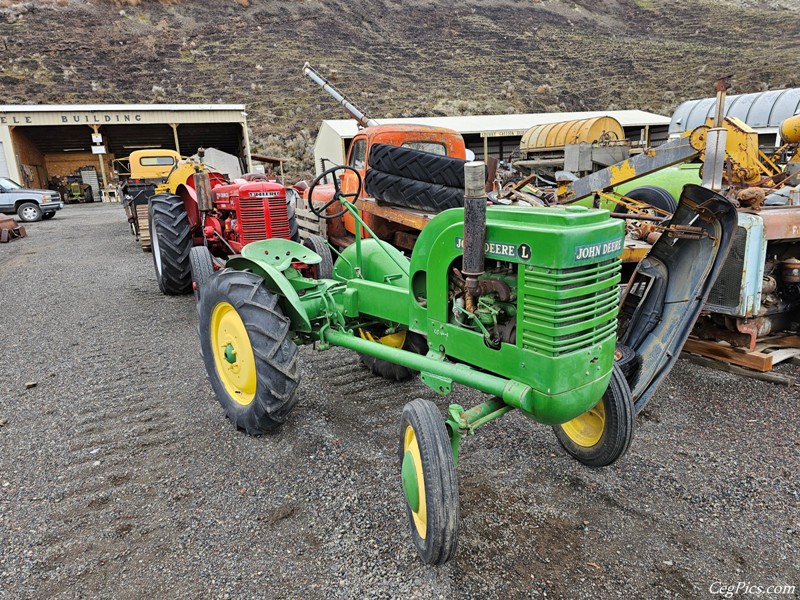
[149,194,193,295]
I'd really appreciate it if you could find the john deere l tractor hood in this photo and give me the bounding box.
[618,184,738,412]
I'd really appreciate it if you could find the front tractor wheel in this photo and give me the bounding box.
[149,194,192,295]
[301,234,333,279]
[359,329,428,381]
[399,400,459,565]
[198,269,300,435]
[552,365,635,467]
[189,245,215,301]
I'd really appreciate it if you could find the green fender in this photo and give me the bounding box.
[333,238,410,287]
[226,238,320,332]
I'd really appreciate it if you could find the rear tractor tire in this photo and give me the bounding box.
[552,365,635,467]
[149,194,193,295]
[359,329,428,381]
[198,269,300,435]
[399,399,459,565]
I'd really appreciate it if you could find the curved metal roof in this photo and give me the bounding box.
[669,88,800,133]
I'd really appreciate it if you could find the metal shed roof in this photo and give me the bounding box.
[0,103,245,112]
[322,109,670,138]
[669,88,800,134]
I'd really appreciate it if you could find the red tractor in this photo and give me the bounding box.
[147,152,329,296]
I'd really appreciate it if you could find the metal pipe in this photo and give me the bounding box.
[462,161,487,298]
[303,62,379,128]
[323,328,531,407]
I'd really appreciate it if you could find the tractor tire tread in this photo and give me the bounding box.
[189,246,215,301]
[301,234,334,279]
[149,194,192,295]
[365,170,464,212]
[553,365,635,467]
[198,270,300,434]
[399,399,459,565]
[368,143,466,188]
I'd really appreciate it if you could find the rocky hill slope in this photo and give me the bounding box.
[1,0,798,176]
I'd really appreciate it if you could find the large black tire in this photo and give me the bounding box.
[360,330,428,381]
[198,269,300,435]
[365,170,464,212]
[17,202,42,222]
[621,185,677,216]
[287,203,300,242]
[368,143,466,188]
[552,365,635,467]
[399,399,459,565]
[301,234,333,279]
[614,343,641,385]
[149,194,192,295]
[189,245,215,301]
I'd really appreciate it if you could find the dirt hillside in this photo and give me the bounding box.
[1,0,798,176]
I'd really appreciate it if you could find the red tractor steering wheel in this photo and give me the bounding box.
[307,165,363,220]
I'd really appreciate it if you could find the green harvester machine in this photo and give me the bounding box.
[197,162,736,564]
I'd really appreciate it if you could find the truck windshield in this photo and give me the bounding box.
[402,142,446,156]
[0,177,23,190]
[140,156,176,167]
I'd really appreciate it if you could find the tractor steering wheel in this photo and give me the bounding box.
[307,165,363,220]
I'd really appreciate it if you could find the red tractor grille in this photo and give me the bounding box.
[238,197,291,244]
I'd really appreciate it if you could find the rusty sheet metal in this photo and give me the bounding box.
[746,206,800,240]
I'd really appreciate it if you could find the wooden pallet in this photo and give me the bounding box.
[681,335,800,385]
[296,206,326,240]
[135,204,151,252]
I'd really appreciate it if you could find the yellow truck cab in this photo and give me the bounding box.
[128,150,182,189]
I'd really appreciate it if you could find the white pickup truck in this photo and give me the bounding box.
[0,177,64,222]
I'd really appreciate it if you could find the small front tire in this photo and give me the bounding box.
[301,234,333,279]
[42,212,56,220]
[399,399,459,565]
[552,365,635,467]
[189,245,215,301]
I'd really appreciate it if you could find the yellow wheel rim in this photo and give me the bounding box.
[403,424,427,539]
[210,302,256,406]
[358,328,407,348]
[560,398,606,448]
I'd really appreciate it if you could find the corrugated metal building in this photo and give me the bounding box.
[669,88,800,145]
[313,110,671,175]
[0,104,252,199]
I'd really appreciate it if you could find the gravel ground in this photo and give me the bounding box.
[0,204,798,599]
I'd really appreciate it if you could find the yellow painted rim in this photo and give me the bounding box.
[403,424,427,539]
[358,328,407,348]
[560,398,606,448]
[210,302,256,406]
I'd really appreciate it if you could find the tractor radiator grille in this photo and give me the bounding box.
[705,225,747,310]
[519,258,621,356]
[238,198,291,244]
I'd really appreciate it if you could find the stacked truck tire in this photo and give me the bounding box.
[365,143,467,212]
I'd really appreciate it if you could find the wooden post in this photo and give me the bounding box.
[170,123,181,155]
[90,125,109,202]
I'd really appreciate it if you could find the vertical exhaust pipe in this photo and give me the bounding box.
[462,161,486,299]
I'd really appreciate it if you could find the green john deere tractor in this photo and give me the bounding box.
[197,162,737,565]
